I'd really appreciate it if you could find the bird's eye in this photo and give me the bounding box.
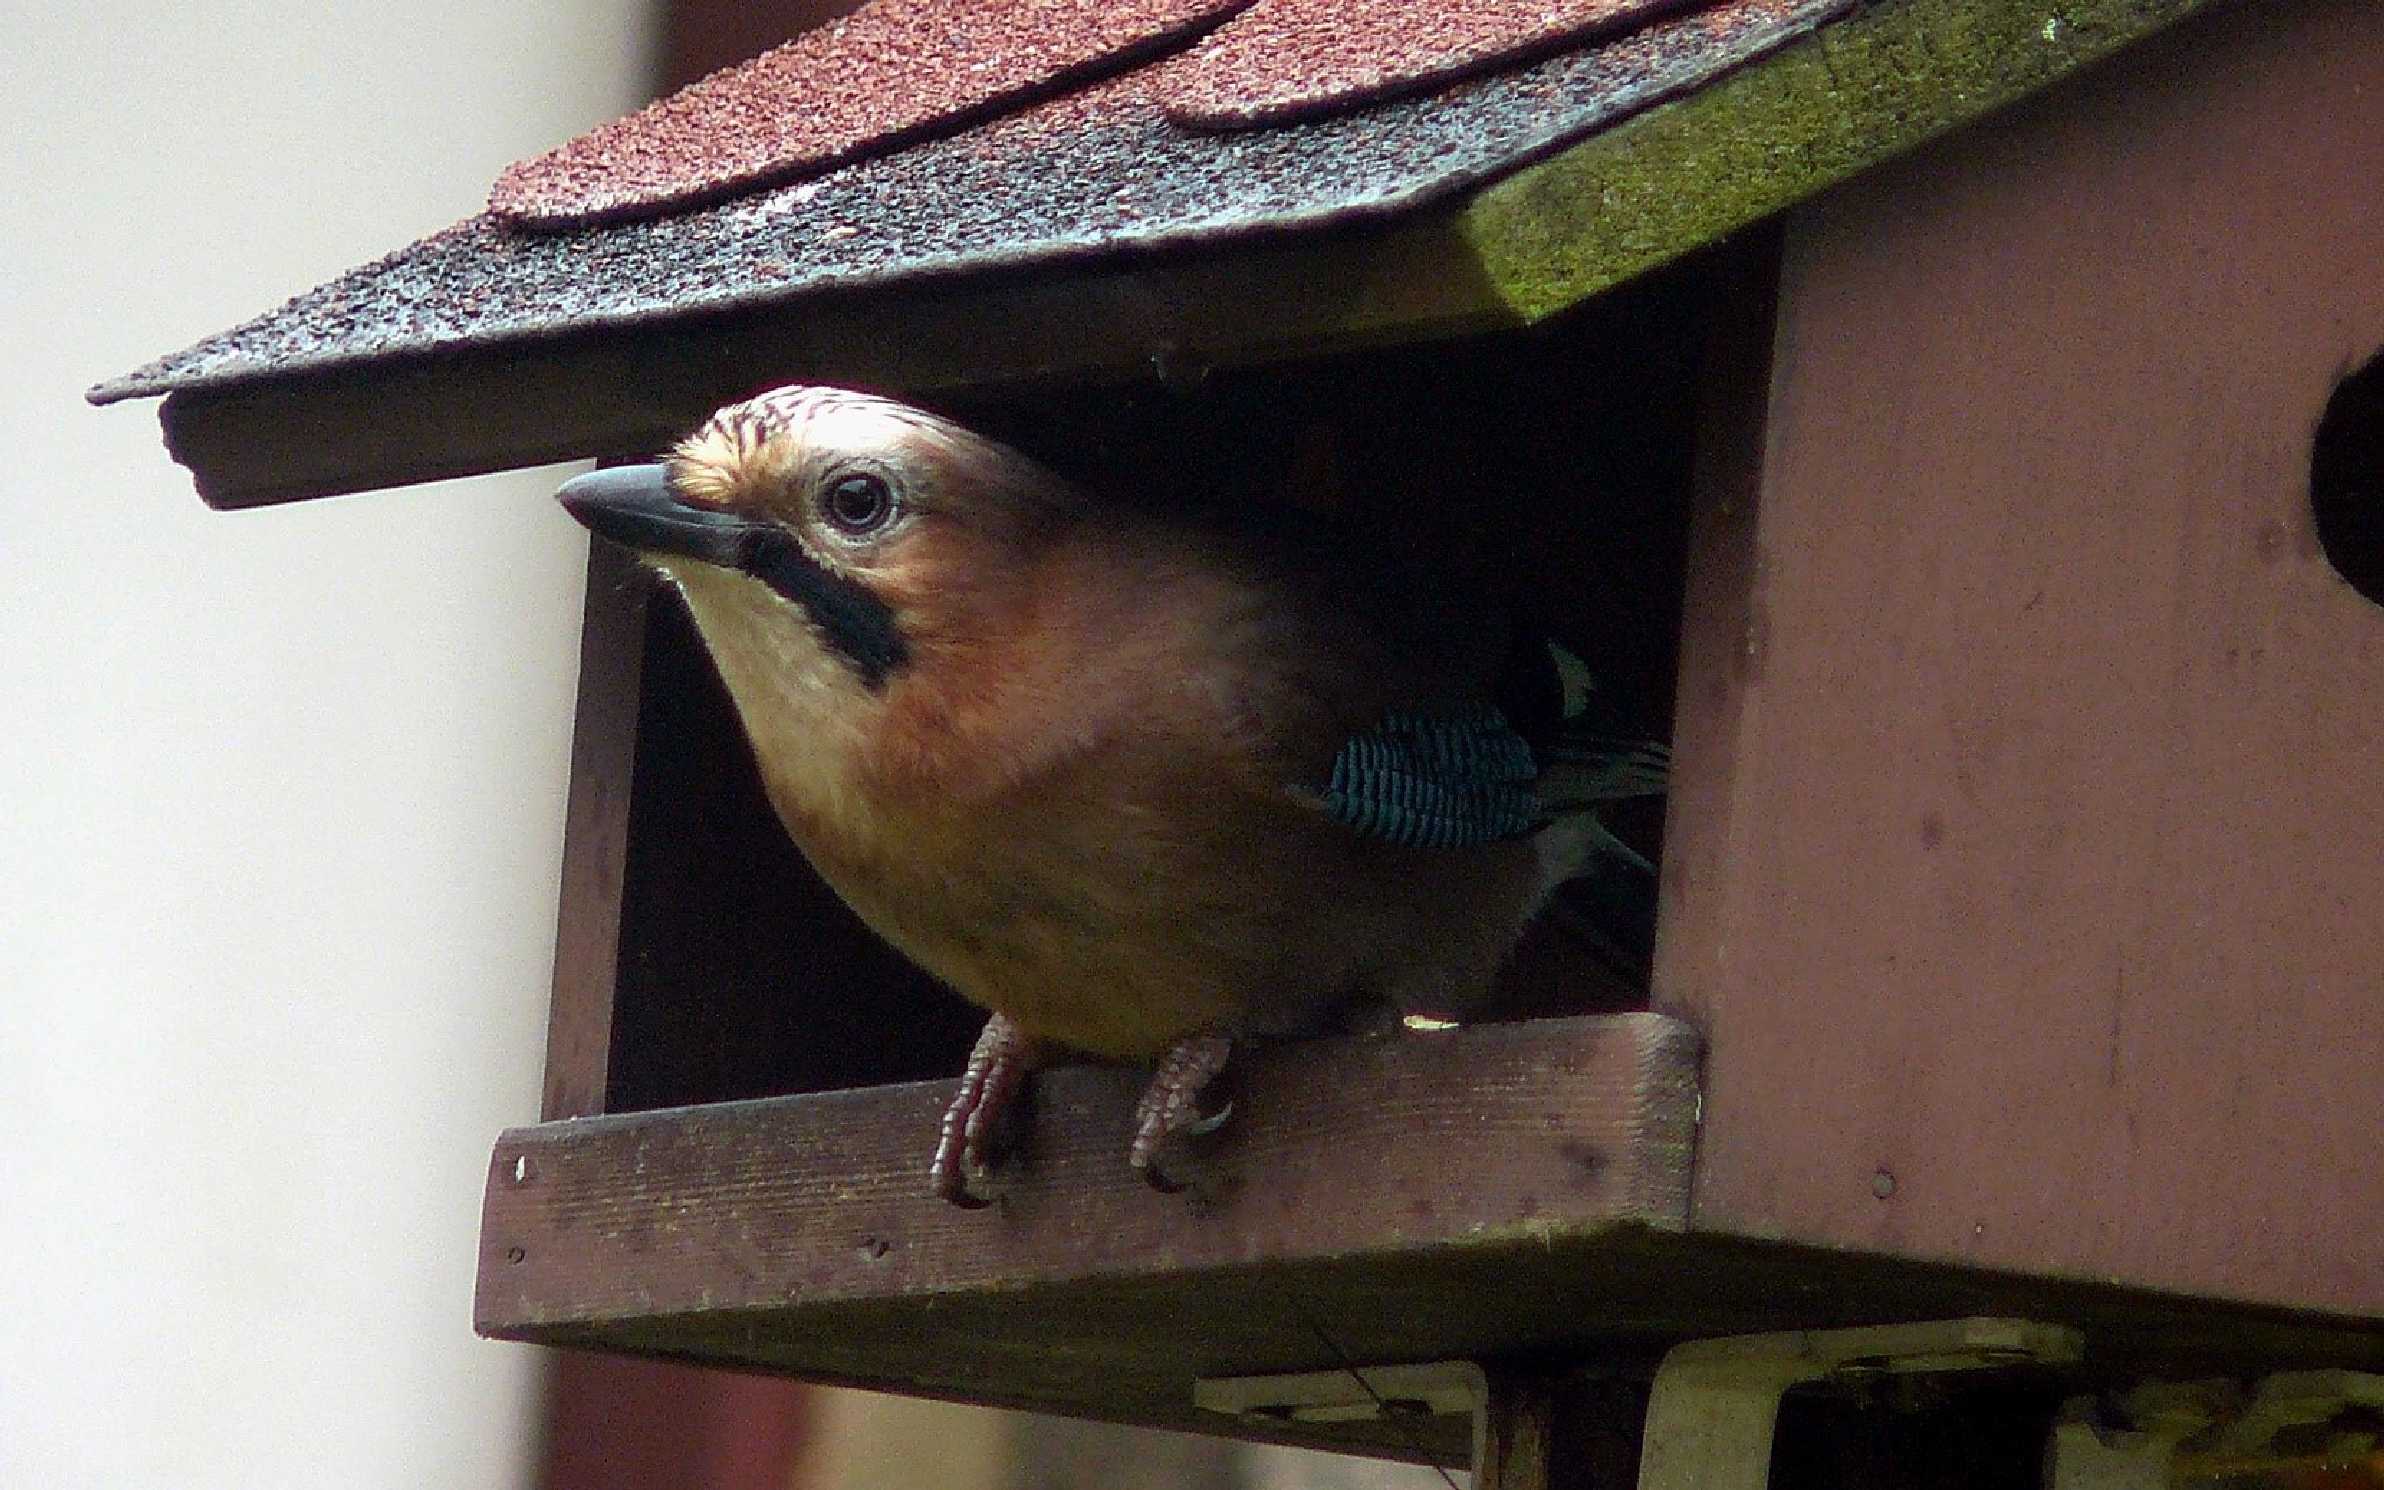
[821,472,897,536]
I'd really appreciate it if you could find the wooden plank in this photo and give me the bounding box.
[542,538,654,1120]
[1658,0,2384,1318]
[482,1012,1701,1465]
[1655,225,1779,1044]
[480,1177,2384,1467]
[475,1009,2384,1460]
[482,1014,1699,1327]
[500,1251,2384,1466]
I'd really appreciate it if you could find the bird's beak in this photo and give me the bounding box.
[560,460,913,688]
[556,463,762,570]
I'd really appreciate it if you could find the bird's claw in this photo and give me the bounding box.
[931,1015,1040,1207]
[1175,1098,1236,1139]
[930,1118,1004,1207]
[933,1159,998,1209]
[937,1024,1236,1199]
[1129,1034,1236,1192]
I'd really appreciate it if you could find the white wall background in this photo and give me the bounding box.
[2,5,654,1487]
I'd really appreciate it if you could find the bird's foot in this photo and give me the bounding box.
[932,1014,1042,1208]
[1129,1033,1236,1193]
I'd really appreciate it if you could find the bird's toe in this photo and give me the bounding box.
[933,1014,1040,1207]
[1128,1034,1236,1188]
[931,1149,1000,1208]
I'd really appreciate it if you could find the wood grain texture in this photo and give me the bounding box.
[543,538,655,1120]
[484,1014,1698,1327]
[477,1008,2384,1460]
[483,1013,1705,1463]
[1659,0,2384,1318]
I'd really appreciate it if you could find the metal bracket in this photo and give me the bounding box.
[1197,1320,2081,1490]
[2048,1415,2179,1490]
[2050,1369,2384,1490]
[1195,1360,1488,1468]
[1638,1319,2085,1490]
[2206,1370,2384,1459]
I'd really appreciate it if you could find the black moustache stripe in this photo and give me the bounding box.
[742,531,909,691]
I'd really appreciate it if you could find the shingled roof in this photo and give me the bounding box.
[93,0,2217,507]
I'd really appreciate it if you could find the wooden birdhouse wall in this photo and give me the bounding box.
[1656,0,2384,1318]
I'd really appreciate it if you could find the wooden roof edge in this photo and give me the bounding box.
[148,0,2217,510]
[156,216,1520,509]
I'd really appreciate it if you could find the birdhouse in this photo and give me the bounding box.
[95,0,2384,1484]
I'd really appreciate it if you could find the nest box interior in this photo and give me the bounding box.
[590,263,1710,1119]
[94,0,2384,1466]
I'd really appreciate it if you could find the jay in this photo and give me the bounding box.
[558,385,1662,1204]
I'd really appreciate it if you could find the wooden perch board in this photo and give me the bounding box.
[476,1012,2384,1462]
[482,1014,1700,1322]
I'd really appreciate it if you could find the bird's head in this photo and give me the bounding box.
[557,385,1093,810]
[561,382,1085,683]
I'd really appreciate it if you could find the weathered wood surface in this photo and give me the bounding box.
[1660,0,2384,1319]
[486,1231,2384,1467]
[483,1014,1692,1461]
[478,1011,2384,1462]
[543,538,654,1121]
[484,1014,1698,1325]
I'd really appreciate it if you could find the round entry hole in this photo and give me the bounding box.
[2313,348,2384,604]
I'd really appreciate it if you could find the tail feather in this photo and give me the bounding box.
[1511,635,1669,985]
[1533,805,1661,986]
[1538,736,1670,810]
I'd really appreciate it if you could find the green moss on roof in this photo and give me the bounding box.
[1455,0,2216,319]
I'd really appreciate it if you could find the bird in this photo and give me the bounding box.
[556,384,1665,1205]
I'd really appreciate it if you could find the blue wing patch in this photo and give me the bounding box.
[1318,706,1543,849]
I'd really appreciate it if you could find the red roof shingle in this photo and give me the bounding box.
[1156,0,1700,129]
[491,0,1255,229]
[97,0,1858,422]
[492,0,1804,233]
